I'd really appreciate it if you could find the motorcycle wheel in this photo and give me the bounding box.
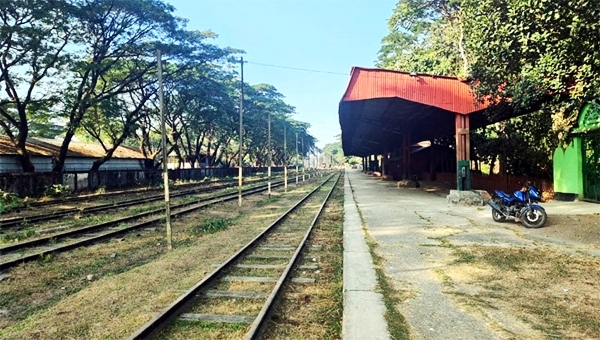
[492,208,507,222]
[491,198,507,222]
[521,206,547,228]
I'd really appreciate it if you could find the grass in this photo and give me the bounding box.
[0,229,36,244]
[360,215,412,340]
[191,218,229,235]
[443,245,600,339]
[129,204,161,215]
[0,179,325,339]
[347,177,411,340]
[260,174,345,340]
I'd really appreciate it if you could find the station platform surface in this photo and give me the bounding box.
[342,169,599,340]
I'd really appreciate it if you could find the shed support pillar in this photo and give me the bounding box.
[382,147,389,177]
[402,134,411,179]
[455,114,471,190]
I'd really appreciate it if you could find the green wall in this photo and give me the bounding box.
[553,137,584,196]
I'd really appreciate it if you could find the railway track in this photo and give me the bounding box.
[127,172,340,339]
[0,175,284,229]
[0,177,300,270]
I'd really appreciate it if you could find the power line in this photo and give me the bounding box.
[246,61,348,76]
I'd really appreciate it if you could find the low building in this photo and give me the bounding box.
[0,136,151,173]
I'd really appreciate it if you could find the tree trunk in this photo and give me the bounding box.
[17,152,35,172]
[53,128,75,172]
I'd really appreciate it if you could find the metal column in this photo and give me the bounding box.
[455,114,471,190]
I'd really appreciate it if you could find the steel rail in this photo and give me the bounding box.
[126,172,338,340]
[0,176,281,229]
[244,172,341,339]
[17,173,277,209]
[0,181,286,270]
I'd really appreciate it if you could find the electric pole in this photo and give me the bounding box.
[157,50,172,251]
[238,57,244,207]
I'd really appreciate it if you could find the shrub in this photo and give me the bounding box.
[0,190,22,214]
[44,184,71,197]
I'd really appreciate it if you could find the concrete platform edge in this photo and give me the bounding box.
[342,171,390,340]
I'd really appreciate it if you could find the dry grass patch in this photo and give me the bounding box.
[156,320,247,340]
[187,296,264,315]
[0,182,320,340]
[0,230,166,330]
[211,280,274,293]
[444,245,600,339]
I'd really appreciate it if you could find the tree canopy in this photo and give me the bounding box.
[378,0,600,176]
[0,0,318,172]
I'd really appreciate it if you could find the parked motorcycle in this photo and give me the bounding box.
[488,182,547,228]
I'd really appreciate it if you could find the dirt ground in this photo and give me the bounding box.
[352,173,600,339]
[540,214,600,245]
[419,179,600,248]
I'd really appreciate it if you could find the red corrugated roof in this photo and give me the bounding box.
[341,67,489,114]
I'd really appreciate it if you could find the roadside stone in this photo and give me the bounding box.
[87,274,94,281]
[473,189,492,203]
[0,309,9,317]
[396,180,420,188]
[446,190,485,206]
[110,253,116,258]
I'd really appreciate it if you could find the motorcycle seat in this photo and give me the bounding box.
[495,190,512,199]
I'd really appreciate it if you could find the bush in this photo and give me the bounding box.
[192,218,228,235]
[0,190,22,214]
[43,184,71,198]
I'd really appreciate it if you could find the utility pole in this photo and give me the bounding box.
[295,133,299,186]
[284,126,287,192]
[301,138,305,182]
[238,57,244,207]
[267,111,271,197]
[157,50,172,251]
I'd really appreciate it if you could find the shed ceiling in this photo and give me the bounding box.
[339,67,491,157]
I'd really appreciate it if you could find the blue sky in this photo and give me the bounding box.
[165,0,396,149]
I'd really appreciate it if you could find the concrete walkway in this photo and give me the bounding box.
[342,173,390,339]
[342,169,599,339]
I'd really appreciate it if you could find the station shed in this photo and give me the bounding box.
[339,67,491,190]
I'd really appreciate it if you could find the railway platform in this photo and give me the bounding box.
[342,169,599,340]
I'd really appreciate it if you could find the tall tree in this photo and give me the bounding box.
[52,0,183,172]
[0,0,72,171]
[377,0,468,77]
[464,0,600,145]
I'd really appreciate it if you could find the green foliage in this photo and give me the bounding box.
[473,111,557,177]
[0,0,319,173]
[464,0,600,145]
[0,190,22,214]
[322,136,361,167]
[378,0,468,77]
[43,184,71,198]
[192,218,228,235]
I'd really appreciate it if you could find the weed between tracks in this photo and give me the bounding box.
[0,179,326,339]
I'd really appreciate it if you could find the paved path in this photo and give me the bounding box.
[342,169,599,339]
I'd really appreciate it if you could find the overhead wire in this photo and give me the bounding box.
[245,61,349,76]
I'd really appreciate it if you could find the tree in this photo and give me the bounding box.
[0,0,72,171]
[464,0,600,145]
[377,0,468,77]
[242,84,295,167]
[52,0,184,172]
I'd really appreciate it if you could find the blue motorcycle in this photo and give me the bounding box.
[488,181,547,228]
